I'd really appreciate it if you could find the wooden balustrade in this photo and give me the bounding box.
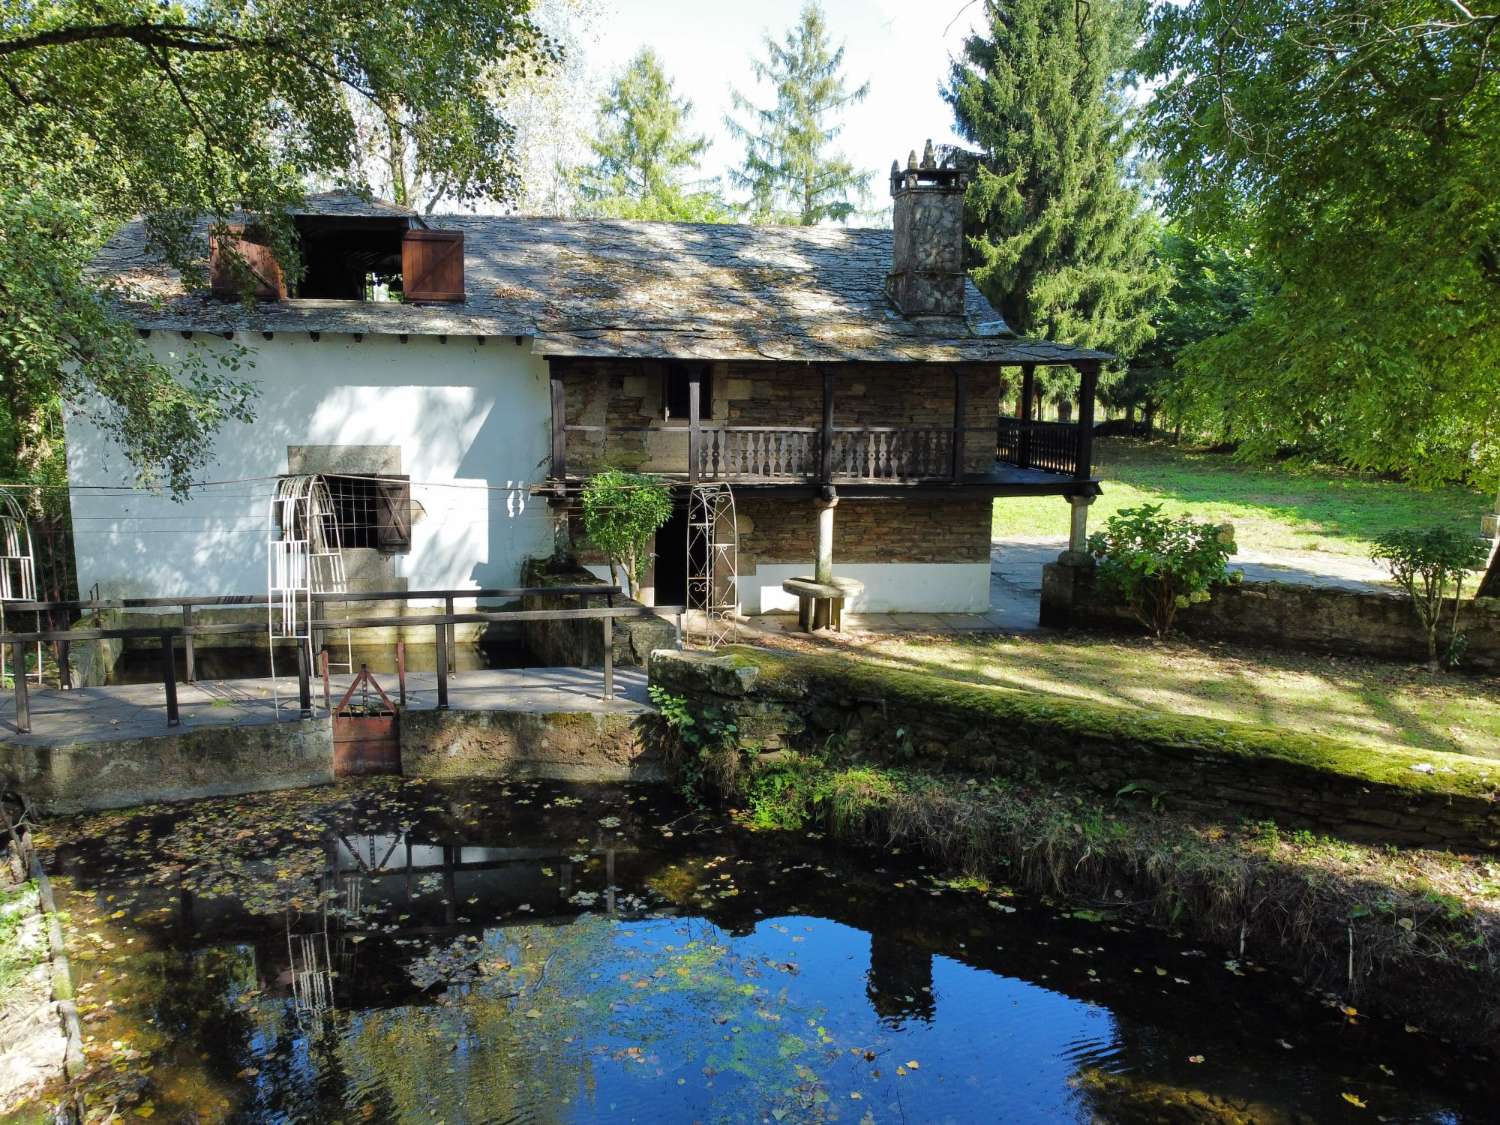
[996,419,1082,476]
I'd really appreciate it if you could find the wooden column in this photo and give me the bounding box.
[182,603,195,682]
[1019,364,1035,468]
[687,370,701,484]
[161,632,180,726]
[12,641,29,734]
[549,371,567,483]
[951,368,968,482]
[1074,360,1099,480]
[819,368,834,484]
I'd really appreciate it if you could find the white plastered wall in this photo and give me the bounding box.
[64,333,555,605]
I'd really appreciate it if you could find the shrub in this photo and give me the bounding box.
[1087,503,1238,637]
[1371,526,1488,670]
[579,469,673,600]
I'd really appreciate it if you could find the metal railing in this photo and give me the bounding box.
[0,584,684,733]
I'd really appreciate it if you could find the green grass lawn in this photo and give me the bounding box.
[768,630,1500,760]
[993,437,1492,560]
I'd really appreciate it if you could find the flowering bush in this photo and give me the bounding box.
[1087,503,1239,637]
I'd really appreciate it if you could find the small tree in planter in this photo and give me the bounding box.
[1371,526,1488,670]
[579,469,673,601]
[1087,503,1238,638]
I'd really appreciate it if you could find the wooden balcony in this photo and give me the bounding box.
[995,419,1084,477]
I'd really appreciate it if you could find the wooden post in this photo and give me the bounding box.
[1075,360,1099,480]
[820,367,834,484]
[550,371,567,483]
[182,603,195,682]
[296,639,312,718]
[443,595,456,676]
[12,641,30,734]
[602,614,614,701]
[1019,364,1035,469]
[688,370,701,484]
[57,639,70,691]
[396,641,407,708]
[434,623,449,710]
[161,632,179,726]
[320,648,331,713]
[951,369,968,482]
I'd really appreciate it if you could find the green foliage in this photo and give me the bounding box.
[1371,527,1490,669]
[945,0,1169,404]
[0,0,552,493]
[579,470,672,599]
[1137,0,1500,492]
[1109,226,1262,429]
[647,684,744,806]
[726,2,870,225]
[1087,503,1239,637]
[576,48,729,222]
[0,190,257,497]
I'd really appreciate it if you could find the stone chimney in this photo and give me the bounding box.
[886,139,970,319]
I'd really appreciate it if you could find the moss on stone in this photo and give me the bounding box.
[716,646,1500,802]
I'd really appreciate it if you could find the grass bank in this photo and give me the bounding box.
[648,646,1500,1051]
[767,630,1500,760]
[992,437,1491,560]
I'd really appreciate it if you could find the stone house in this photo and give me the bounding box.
[74,147,1104,617]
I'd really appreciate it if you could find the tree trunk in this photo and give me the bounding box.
[1057,399,1073,423]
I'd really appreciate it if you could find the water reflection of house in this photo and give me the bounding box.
[866,931,936,1025]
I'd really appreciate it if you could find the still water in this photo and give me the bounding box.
[31,779,1494,1123]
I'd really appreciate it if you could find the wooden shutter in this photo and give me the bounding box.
[209,225,285,301]
[374,477,412,553]
[401,229,465,302]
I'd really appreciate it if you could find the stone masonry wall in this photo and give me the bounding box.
[1043,562,1500,673]
[649,648,1500,853]
[735,495,992,570]
[556,359,1000,476]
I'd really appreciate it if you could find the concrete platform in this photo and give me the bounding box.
[0,666,648,749]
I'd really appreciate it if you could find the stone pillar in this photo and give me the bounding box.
[1067,494,1095,556]
[814,495,838,585]
[1040,494,1097,629]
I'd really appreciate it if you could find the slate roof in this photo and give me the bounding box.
[92,192,1110,365]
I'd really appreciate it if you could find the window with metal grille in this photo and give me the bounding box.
[322,475,412,552]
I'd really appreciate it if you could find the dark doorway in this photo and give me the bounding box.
[653,504,705,608]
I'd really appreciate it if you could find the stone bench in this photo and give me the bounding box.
[781,576,865,633]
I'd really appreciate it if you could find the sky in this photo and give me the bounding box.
[574,0,990,218]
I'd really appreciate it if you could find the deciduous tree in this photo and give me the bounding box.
[0,0,553,495]
[1138,0,1500,495]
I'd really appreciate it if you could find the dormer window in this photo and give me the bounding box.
[209,209,464,304]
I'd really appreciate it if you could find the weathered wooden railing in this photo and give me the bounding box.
[0,585,684,732]
[562,424,971,484]
[996,419,1083,476]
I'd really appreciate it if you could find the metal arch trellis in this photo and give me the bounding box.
[267,474,352,714]
[0,489,42,686]
[686,482,738,648]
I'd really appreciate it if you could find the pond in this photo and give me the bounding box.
[28,779,1495,1123]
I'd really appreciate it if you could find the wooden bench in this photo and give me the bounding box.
[781,576,865,633]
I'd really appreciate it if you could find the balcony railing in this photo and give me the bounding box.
[996,419,1082,476]
[558,424,971,484]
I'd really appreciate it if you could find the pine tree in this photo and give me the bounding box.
[727,2,871,225]
[946,0,1167,402]
[576,48,728,222]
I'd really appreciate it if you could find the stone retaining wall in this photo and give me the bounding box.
[3,707,656,814]
[520,558,676,667]
[648,648,1500,852]
[1041,559,1500,672]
